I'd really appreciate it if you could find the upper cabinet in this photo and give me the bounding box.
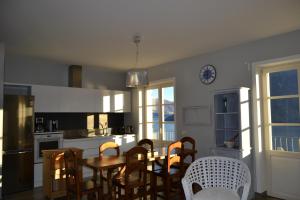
[102,90,131,113]
[32,85,62,112]
[58,87,101,113]
[32,85,130,113]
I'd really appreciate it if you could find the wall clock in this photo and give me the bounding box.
[199,64,216,85]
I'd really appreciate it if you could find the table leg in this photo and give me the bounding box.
[150,172,157,200]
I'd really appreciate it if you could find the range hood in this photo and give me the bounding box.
[68,65,82,88]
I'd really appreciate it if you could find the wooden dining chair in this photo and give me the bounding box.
[98,141,121,195]
[64,149,102,200]
[137,139,155,170]
[180,136,196,171]
[150,141,184,200]
[112,146,148,200]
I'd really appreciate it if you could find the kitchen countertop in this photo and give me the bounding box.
[33,131,63,135]
[63,129,135,140]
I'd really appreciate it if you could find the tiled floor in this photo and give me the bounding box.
[3,188,283,200]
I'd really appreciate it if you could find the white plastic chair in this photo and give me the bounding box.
[181,156,251,200]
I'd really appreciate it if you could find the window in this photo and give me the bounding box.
[138,81,176,141]
[262,64,300,152]
[138,90,143,140]
[103,95,110,112]
[114,93,124,112]
[87,114,95,130]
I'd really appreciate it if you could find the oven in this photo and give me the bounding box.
[34,132,63,163]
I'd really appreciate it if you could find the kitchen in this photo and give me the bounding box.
[2,1,300,199]
[2,66,136,194]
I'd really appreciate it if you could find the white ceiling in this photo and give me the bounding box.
[1,0,300,70]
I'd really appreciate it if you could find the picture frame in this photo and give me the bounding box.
[183,105,211,126]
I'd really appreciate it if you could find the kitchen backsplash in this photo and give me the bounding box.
[35,112,125,131]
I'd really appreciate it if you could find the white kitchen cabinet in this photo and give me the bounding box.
[34,163,43,187]
[102,90,131,113]
[32,84,130,113]
[58,87,101,112]
[32,85,62,112]
[32,84,103,112]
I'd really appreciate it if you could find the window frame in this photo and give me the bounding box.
[138,79,176,141]
[262,62,300,152]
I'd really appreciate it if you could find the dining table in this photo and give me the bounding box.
[83,141,197,199]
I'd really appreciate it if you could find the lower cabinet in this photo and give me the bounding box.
[34,163,43,188]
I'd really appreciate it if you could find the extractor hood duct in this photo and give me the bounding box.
[68,65,82,88]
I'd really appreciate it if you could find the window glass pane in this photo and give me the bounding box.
[99,114,108,129]
[103,95,110,112]
[138,124,143,140]
[271,98,300,123]
[147,123,159,140]
[269,69,298,96]
[139,108,143,123]
[87,115,94,130]
[271,126,300,152]
[138,90,143,107]
[162,87,174,104]
[163,123,175,141]
[146,106,159,123]
[114,94,124,112]
[162,105,174,122]
[146,89,159,105]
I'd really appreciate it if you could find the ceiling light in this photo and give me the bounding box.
[126,35,148,87]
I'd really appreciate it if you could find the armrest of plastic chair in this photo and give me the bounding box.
[182,177,192,200]
[241,181,251,200]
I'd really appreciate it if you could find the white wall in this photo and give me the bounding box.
[132,29,300,192]
[82,65,127,90]
[4,54,69,86]
[0,43,5,197]
[4,54,127,90]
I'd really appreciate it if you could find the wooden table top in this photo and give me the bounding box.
[83,146,197,171]
[84,147,168,170]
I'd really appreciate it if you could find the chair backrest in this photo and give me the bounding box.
[167,141,183,173]
[182,156,251,200]
[124,146,148,187]
[50,152,65,180]
[180,136,196,162]
[64,149,81,193]
[99,141,120,157]
[137,139,154,155]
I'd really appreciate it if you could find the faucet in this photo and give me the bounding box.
[100,123,108,135]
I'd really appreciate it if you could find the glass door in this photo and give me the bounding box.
[144,83,175,141]
[263,67,300,152]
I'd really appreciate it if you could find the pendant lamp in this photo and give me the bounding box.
[126,35,148,87]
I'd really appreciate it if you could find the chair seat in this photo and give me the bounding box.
[147,162,164,171]
[101,168,119,180]
[68,180,101,193]
[113,172,144,188]
[192,187,240,200]
[150,165,181,177]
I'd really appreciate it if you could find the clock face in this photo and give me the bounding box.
[199,65,216,85]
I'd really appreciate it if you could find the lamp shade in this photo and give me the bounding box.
[126,69,148,87]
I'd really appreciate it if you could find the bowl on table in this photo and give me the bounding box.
[224,141,234,148]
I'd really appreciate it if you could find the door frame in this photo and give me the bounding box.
[140,78,176,141]
[251,54,300,198]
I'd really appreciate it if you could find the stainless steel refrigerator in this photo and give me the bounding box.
[2,95,34,195]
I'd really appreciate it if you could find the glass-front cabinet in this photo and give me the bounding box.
[212,87,251,160]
